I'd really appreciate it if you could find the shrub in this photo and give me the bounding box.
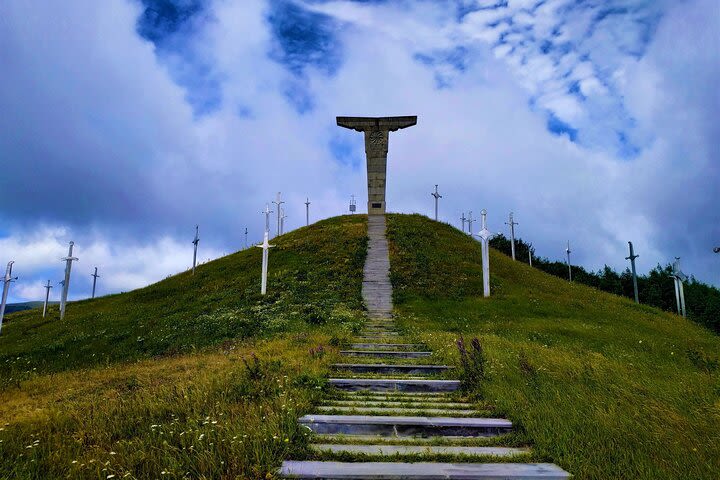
[457,336,486,390]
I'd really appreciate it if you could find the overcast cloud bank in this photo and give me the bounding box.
[0,0,718,302]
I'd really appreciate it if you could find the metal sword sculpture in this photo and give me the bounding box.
[431,185,442,221]
[505,212,518,261]
[256,206,275,295]
[349,194,357,214]
[192,225,200,275]
[476,210,491,298]
[671,257,688,317]
[60,242,78,320]
[529,249,533,267]
[0,261,18,334]
[460,212,467,233]
[565,241,572,282]
[91,267,100,299]
[336,116,417,215]
[625,242,640,303]
[280,207,287,235]
[244,227,248,249]
[467,211,474,237]
[262,203,273,233]
[272,192,285,237]
[305,197,311,226]
[42,280,52,318]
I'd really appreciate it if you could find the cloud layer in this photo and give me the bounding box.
[0,0,718,302]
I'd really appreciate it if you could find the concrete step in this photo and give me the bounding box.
[329,379,460,392]
[279,461,571,479]
[350,343,425,351]
[338,390,450,396]
[324,400,474,409]
[340,350,432,358]
[299,415,513,437]
[353,340,403,345]
[331,364,452,375]
[309,444,530,458]
[310,434,513,445]
[315,406,478,416]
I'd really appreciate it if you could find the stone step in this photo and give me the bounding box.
[315,406,478,416]
[309,444,530,458]
[299,415,513,437]
[310,434,512,445]
[279,461,571,479]
[332,393,456,403]
[329,379,460,392]
[340,350,432,358]
[353,340,403,345]
[350,343,424,351]
[331,364,452,375]
[324,400,474,409]
[339,393,452,398]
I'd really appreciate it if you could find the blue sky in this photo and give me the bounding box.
[0,0,718,302]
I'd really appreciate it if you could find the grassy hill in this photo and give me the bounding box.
[0,213,718,479]
[386,214,720,479]
[0,215,367,479]
[0,215,367,381]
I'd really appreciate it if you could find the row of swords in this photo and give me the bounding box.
[1,189,714,332]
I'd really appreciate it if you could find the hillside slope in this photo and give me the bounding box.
[386,214,720,479]
[0,215,367,381]
[0,215,368,479]
[1,213,718,479]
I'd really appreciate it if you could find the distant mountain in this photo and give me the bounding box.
[4,302,57,314]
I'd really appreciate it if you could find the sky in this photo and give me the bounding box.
[0,0,718,303]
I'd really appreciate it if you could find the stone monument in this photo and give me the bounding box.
[336,116,417,215]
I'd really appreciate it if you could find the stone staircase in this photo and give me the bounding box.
[279,215,571,479]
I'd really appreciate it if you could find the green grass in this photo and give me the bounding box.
[2,213,719,479]
[0,215,368,382]
[386,214,720,480]
[0,215,368,479]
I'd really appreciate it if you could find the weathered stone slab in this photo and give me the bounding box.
[279,461,571,479]
[316,406,477,416]
[331,364,451,375]
[309,444,530,457]
[329,379,460,392]
[350,343,425,351]
[299,415,512,437]
[324,400,473,409]
[340,351,432,358]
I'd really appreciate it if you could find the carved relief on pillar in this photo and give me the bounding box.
[365,130,388,156]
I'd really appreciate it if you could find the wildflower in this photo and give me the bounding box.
[71,460,78,464]
[110,451,116,455]
[107,475,116,479]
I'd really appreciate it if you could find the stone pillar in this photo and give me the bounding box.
[337,116,417,215]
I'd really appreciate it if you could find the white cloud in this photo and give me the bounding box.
[0,0,718,304]
[1,225,225,302]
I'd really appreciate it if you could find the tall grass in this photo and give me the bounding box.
[386,214,720,480]
[0,335,338,479]
[0,215,369,478]
[0,215,368,383]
